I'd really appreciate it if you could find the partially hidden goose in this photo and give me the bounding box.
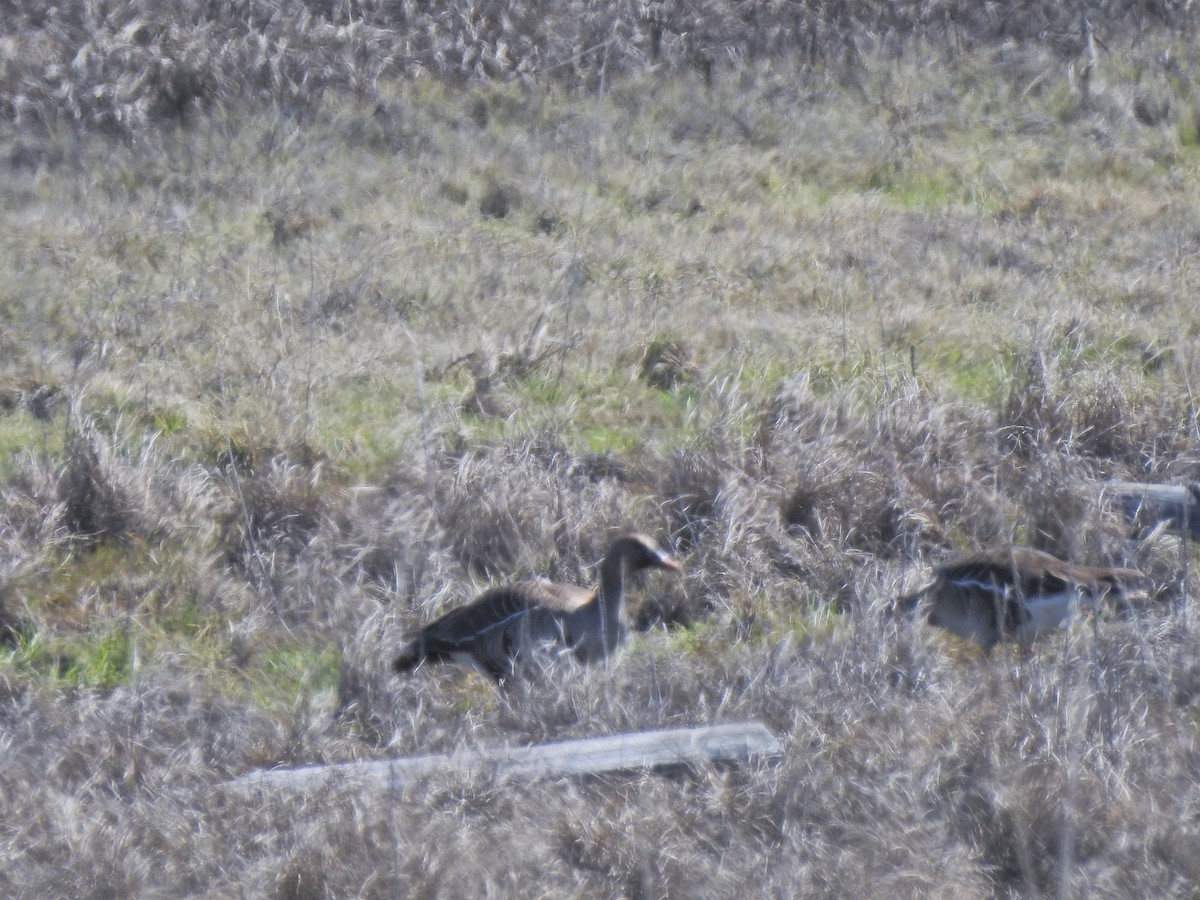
[393,533,681,682]
[900,546,1143,653]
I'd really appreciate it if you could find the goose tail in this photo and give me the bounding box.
[892,588,926,617]
[393,641,435,674]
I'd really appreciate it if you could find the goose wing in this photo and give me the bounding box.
[968,547,1139,596]
[935,548,1109,638]
[414,580,594,653]
[918,547,1143,650]
[936,548,1077,598]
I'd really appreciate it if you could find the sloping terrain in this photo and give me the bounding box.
[2,3,1200,896]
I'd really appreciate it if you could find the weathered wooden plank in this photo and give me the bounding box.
[232,721,783,793]
[1101,481,1200,539]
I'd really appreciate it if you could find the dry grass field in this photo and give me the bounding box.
[3,2,1200,896]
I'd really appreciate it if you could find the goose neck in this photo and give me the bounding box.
[598,551,628,611]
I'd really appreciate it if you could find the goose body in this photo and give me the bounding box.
[393,534,681,681]
[902,547,1142,653]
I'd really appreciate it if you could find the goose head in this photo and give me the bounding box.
[611,533,682,574]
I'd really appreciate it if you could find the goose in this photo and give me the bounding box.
[900,546,1142,653]
[393,533,681,682]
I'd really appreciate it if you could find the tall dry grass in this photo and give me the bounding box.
[1,0,1195,135]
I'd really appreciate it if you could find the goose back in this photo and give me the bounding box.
[909,546,1142,652]
[393,533,680,681]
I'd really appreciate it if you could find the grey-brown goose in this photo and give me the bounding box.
[393,533,681,682]
[900,546,1143,653]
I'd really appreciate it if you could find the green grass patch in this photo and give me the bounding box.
[13,538,214,633]
[71,387,195,449]
[773,599,841,644]
[578,423,641,455]
[1176,102,1200,150]
[310,378,421,478]
[653,593,841,660]
[230,639,343,712]
[58,627,137,689]
[865,164,976,210]
[930,345,1010,403]
[2,622,155,690]
[0,411,64,480]
[149,406,190,436]
[0,621,340,706]
[447,367,704,457]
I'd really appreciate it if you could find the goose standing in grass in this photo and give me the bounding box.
[393,533,681,682]
[899,546,1143,653]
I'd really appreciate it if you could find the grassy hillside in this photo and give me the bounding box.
[2,4,1200,896]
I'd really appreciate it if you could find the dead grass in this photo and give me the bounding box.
[2,8,1200,897]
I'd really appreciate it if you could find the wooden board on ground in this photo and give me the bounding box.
[232,721,783,793]
[1101,481,1200,539]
